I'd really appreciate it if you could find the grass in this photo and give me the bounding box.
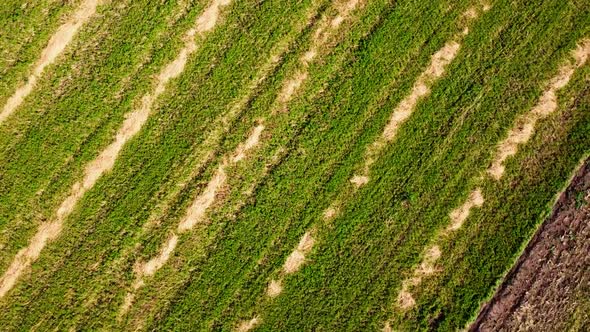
[0,0,588,330]
[0,0,199,269]
[0,0,78,106]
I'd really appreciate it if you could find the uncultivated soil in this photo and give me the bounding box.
[470,158,590,332]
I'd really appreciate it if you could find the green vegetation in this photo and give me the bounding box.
[0,0,588,330]
[0,0,199,271]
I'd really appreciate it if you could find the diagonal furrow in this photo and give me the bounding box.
[0,0,232,300]
[265,6,491,328]
[0,0,100,125]
[116,2,329,318]
[391,37,590,320]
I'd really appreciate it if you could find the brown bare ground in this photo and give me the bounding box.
[470,158,590,332]
[0,0,100,125]
[488,39,590,180]
[0,0,231,300]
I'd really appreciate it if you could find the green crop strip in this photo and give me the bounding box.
[0,0,332,329]
[0,0,587,330]
[153,0,484,330]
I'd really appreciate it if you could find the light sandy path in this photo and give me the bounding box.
[446,189,484,232]
[391,37,589,317]
[236,316,260,332]
[0,0,100,125]
[0,0,231,300]
[345,40,461,190]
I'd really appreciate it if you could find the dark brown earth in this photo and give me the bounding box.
[470,158,590,332]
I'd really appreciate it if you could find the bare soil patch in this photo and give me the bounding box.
[266,279,283,298]
[236,316,260,332]
[447,188,484,232]
[470,158,590,332]
[283,231,315,274]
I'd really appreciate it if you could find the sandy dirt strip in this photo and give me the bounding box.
[488,39,590,180]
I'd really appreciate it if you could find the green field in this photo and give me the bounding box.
[0,0,589,330]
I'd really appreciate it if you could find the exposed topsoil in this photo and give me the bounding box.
[470,158,590,331]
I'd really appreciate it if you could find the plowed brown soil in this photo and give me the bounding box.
[470,158,590,332]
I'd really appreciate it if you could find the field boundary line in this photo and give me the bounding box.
[468,155,590,331]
